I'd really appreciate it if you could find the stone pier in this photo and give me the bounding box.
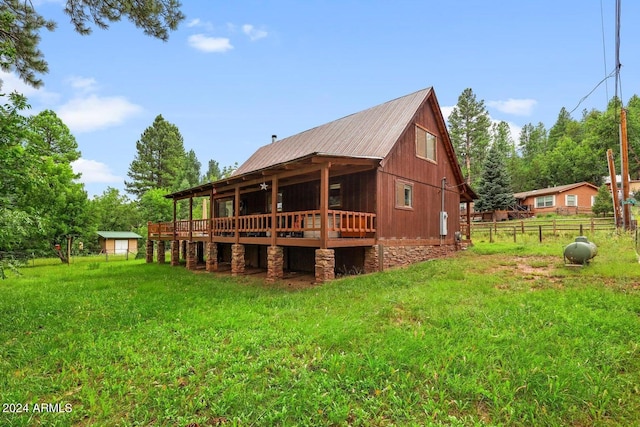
[157,241,166,264]
[266,246,284,283]
[206,242,218,272]
[231,244,245,276]
[146,239,154,263]
[171,240,180,266]
[315,249,335,283]
[186,241,197,270]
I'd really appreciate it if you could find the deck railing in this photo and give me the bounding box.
[148,209,376,240]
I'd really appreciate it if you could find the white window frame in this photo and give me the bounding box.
[535,195,554,208]
[565,194,577,207]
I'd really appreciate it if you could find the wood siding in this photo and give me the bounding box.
[521,184,598,215]
[376,98,461,241]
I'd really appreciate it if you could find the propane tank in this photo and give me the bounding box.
[563,236,598,265]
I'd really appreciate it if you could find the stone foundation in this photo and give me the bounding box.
[181,240,187,261]
[171,240,180,266]
[231,244,245,276]
[315,249,335,283]
[267,246,284,283]
[379,241,457,270]
[206,242,218,272]
[186,241,197,270]
[157,241,166,264]
[146,240,154,263]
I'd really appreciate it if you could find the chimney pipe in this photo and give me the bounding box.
[271,134,277,143]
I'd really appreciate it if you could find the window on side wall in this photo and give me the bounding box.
[565,194,577,207]
[416,125,436,162]
[535,195,554,208]
[395,180,413,209]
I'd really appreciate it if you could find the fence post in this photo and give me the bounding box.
[490,227,493,243]
[539,225,543,243]
[591,218,595,234]
[521,220,524,234]
[553,220,557,236]
[513,226,516,242]
[579,224,583,235]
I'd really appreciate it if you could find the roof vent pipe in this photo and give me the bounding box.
[272,135,277,143]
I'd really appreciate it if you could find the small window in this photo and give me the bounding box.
[329,183,342,208]
[565,194,577,207]
[535,195,554,208]
[266,192,283,213]
[395,180,413,209]
[416,125,436,162]
[591,195,596,206]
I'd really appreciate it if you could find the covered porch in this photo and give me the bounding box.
[146,155,380,283]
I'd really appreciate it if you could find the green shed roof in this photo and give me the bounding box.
[97,231,142,239]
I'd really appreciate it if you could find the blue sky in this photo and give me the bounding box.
[2,1,639,197]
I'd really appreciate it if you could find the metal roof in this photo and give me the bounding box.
[97,231,143,239]
[233,88,433,176]
[513,182,598,199]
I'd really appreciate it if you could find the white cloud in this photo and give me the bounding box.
[187,18,201,27]
[0,70,60,105]
[487,98,537,116]
[242,24,268,41]
[57,94,143,133]
[442,105,522,140]
[188,34,233,53]
[441,106,454,120]
[72,158,123,184]
[66,76,98,93]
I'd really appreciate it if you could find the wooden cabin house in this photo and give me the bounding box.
[146,88,476,282]
[513,182,599,216]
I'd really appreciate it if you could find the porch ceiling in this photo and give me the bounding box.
[166,154,380,200]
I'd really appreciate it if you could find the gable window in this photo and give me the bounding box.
[565,194,577,207]
[395,180,413,209]
[535,195,554,208]
[416,125,436,162]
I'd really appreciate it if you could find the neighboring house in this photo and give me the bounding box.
[146,88,476,282]
[97,231,142,255]
[513,182,599,215]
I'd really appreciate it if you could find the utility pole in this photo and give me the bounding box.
[606,149,621,226]
[620,108,632,230]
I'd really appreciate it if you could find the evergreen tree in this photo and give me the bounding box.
[448,88,491,186]
[125,114,186,197]
[592,184,614,217]
[205,159,222,182]
[176,149,202,189]
[474,143,515,215]
[0,0,184,87]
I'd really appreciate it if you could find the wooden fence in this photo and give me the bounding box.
[463,217,616,242]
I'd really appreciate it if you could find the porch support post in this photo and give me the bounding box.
[210,190,215,242]
[189,197,193,241]
[157,241,166,264]
[364,245,379,274]
[146,239,154,263]
[315,248,335,283]
[170,240,180,266]
[231,244,245,276]
[206,242,218,272]
[267,246,284,283]
[186,241,197,270]
[270,175,278,246]
[173,199,177,241]
[234,186,240,244]
[319,163,330,249]
[466,201,471,240]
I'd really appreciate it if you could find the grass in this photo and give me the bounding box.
[1,233,639,426]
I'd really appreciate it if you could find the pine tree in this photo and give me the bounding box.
[474,143,515,215]
[591,184,613,217]
[448,88,491,186]
[0,0,184,87]
[125,114,186,197]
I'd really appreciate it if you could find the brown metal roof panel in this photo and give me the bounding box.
[234,88,431,175]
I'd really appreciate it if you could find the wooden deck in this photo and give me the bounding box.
[148,209,376,248]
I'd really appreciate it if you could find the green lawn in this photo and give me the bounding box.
[1,233,639,426]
